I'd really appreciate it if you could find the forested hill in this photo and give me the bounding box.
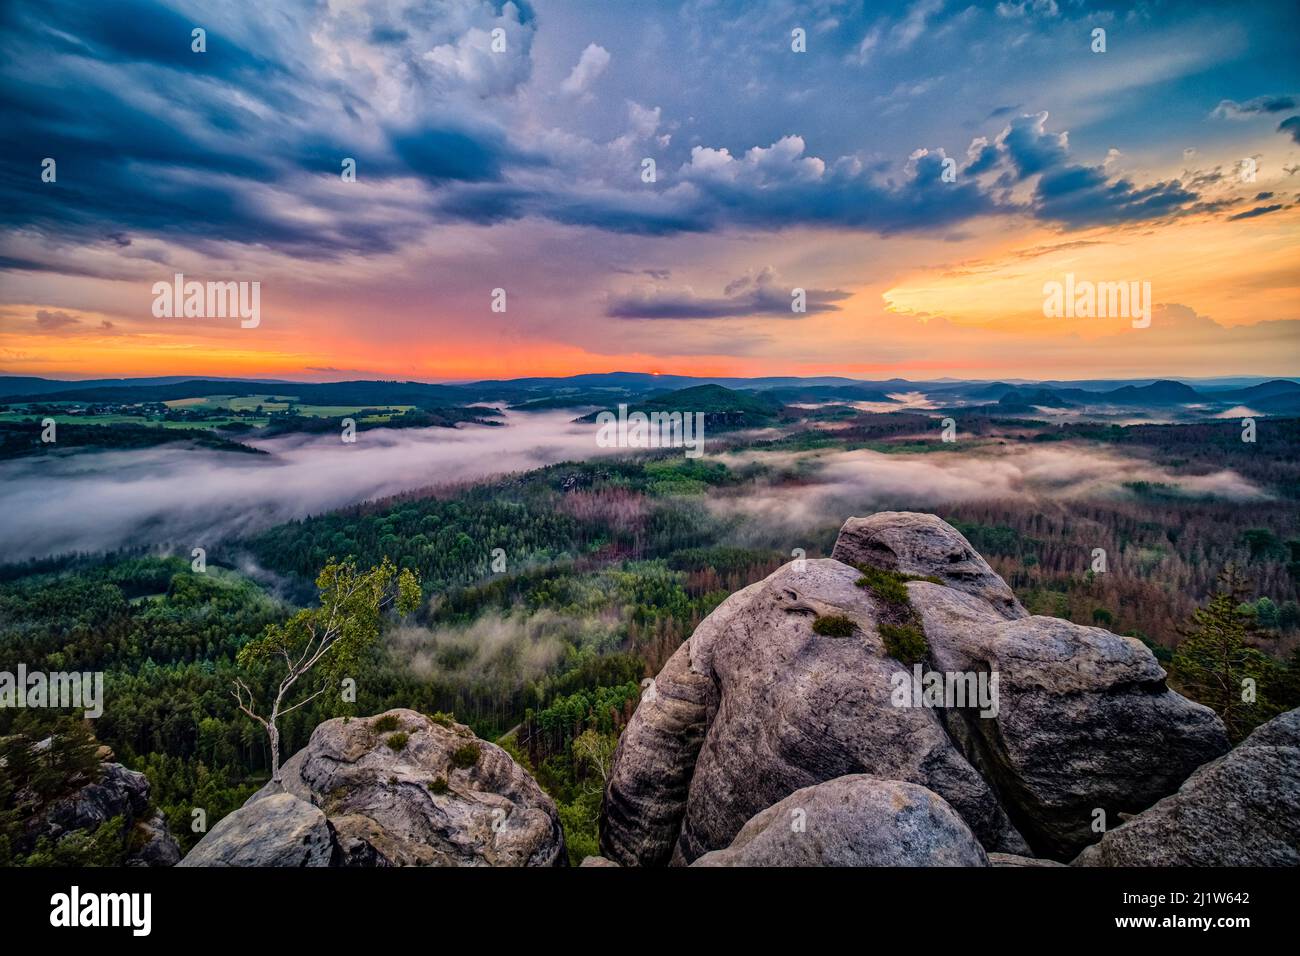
[574,384,786,428]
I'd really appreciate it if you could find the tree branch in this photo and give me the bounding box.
[278,684,329,717]
[232,679,269,730]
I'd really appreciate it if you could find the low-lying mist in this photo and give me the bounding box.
[386,609,619,689]
[1,413,1270,567]
[709,443,1270,545]
[0,410,616,562]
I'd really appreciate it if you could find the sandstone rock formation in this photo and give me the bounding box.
[831,512,1025,619]
[691,775,989,867]
[1074,707,1300,866]
[600,511,1229,866]
[604,558,1028,866]
[599,601,738,867]
[182,709,565,867]
[179,791,332,867]
[32,762,181,867]
[913,583,1228,857]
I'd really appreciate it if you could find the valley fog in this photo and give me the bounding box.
[0,407,1271,565]
[0,410,617,562]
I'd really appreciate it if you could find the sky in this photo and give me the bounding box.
[1,0,1297,383]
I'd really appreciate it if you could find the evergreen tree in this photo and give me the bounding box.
[1172,565,1280,742]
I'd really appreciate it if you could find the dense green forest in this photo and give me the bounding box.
[3,413,1299,863]
[0,421,266,460]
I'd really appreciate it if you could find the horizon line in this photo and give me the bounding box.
[2,370,1299,388]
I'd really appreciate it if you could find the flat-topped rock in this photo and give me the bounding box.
[179,792,332,867]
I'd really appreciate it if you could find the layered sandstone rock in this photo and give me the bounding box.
[601,512,1229,865]
[183,709,565,867]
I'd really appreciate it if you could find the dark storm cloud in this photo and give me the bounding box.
[608,266,849,319]
[1227,204,1285,221]
[0,0,537,256]
[1033,165,1199,227]
[980,112,1205,228]
[1001,114,1070,177]
[668,140,1006,235]
[0,0,1274,263]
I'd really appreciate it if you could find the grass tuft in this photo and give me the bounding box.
[854,564,934,665]
[880,623,929,664]
[812,614,856,637]
[450,742,480,769]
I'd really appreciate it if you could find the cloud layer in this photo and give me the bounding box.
[1,0,1296,380]
[5,0,1291,269]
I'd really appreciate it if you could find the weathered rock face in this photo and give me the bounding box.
[129,812,185,867]
[179,792,332,867]
[601,511,1231,866]
[1074,707,1300,866]
[182,709,565,867]
[599,584,753,866]
[691,776,989,867]
[34,762,181,867]
[602,557,1029,866]
[912,583,1229,858]
[832,512,1026,620]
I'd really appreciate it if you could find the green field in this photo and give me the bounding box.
[164,394,413,419]
[0,412,142,425]
[293,404,413,418]
[0,391,417,432]
[0,412,269,430]
[164,394,294,412]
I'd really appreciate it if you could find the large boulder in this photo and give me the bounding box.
[602,557,1029,866]
[1074,707,1300,866]
[691,775,988,867]
[179,792,332,867]
[182,709,565,867]
[912,582,1229,859]
[600,583,754,866]
[34,762,181,867]
[832,512,1025,619]
[600,511,1230,866]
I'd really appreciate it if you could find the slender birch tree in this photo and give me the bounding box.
[233,558,420,779]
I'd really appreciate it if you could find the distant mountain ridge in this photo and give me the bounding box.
[3,372,1297,416]
[574,383,784,428]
